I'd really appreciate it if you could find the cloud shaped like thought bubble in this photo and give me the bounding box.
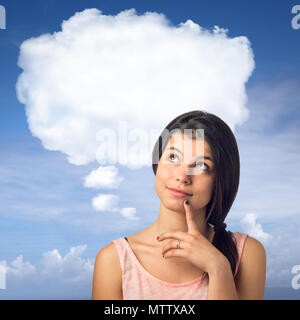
[16,7,255,168]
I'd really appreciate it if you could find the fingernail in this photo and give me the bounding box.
[162,253,165,258]
[156,236,160,241]
[185,200,190,205]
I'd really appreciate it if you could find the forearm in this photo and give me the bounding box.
[207,259,239,300]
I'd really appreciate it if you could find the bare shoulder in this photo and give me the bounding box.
[92,241,123,300]
[97,241,120,260]
[235,235,267,299]
[243,235,266,258]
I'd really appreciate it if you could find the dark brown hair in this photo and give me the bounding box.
[152,110,239,275]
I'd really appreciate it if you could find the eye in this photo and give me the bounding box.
[168,153,180,163]
[168,154,210,171]
[196,162,210,171]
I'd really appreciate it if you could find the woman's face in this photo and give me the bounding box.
[155,132,216,213]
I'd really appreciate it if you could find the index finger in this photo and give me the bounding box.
[184,200,199,234]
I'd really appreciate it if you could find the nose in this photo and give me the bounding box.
[176,165,192,184]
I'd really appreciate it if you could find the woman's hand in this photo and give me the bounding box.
[158,200,229,274]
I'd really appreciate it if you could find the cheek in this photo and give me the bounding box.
[158,163,172,177]
[193,176,215,196]
[154,165,171,191]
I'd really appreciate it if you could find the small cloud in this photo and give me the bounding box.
[83,165,124,189]
[120,207,140,221]
[92,194,119,212]
[240,213,272,243]
[91,193,139,221]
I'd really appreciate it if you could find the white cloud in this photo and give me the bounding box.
[240,213,272,243]
[16,7,254,168]
[83,165,124,189]
[91,193,138,221]
[120,207,140,221]
[0,245,94,290]
[92,193,119,212]
[40,245,94,284]
[0,255,36,281]
[41,249,63,276]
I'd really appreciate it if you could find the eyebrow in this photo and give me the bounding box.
[166,146,214,163]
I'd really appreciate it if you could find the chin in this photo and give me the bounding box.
[163,199,185,211]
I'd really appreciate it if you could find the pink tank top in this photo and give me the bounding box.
[111,231,248,300]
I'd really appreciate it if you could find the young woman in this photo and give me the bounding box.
[92,110,266,300]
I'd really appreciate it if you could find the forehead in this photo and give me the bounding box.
[167,132,212,157]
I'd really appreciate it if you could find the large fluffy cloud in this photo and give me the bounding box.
[16,8,254,168]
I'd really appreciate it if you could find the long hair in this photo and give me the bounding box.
[152,110,239,275]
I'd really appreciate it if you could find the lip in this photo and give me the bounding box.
[168,187,192,197]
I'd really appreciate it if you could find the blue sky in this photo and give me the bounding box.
[0,0,300,299]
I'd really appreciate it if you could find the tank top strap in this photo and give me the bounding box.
[232,231,248,277]
[111,237,132,277]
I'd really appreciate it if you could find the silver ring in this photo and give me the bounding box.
[176,240,181,248]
